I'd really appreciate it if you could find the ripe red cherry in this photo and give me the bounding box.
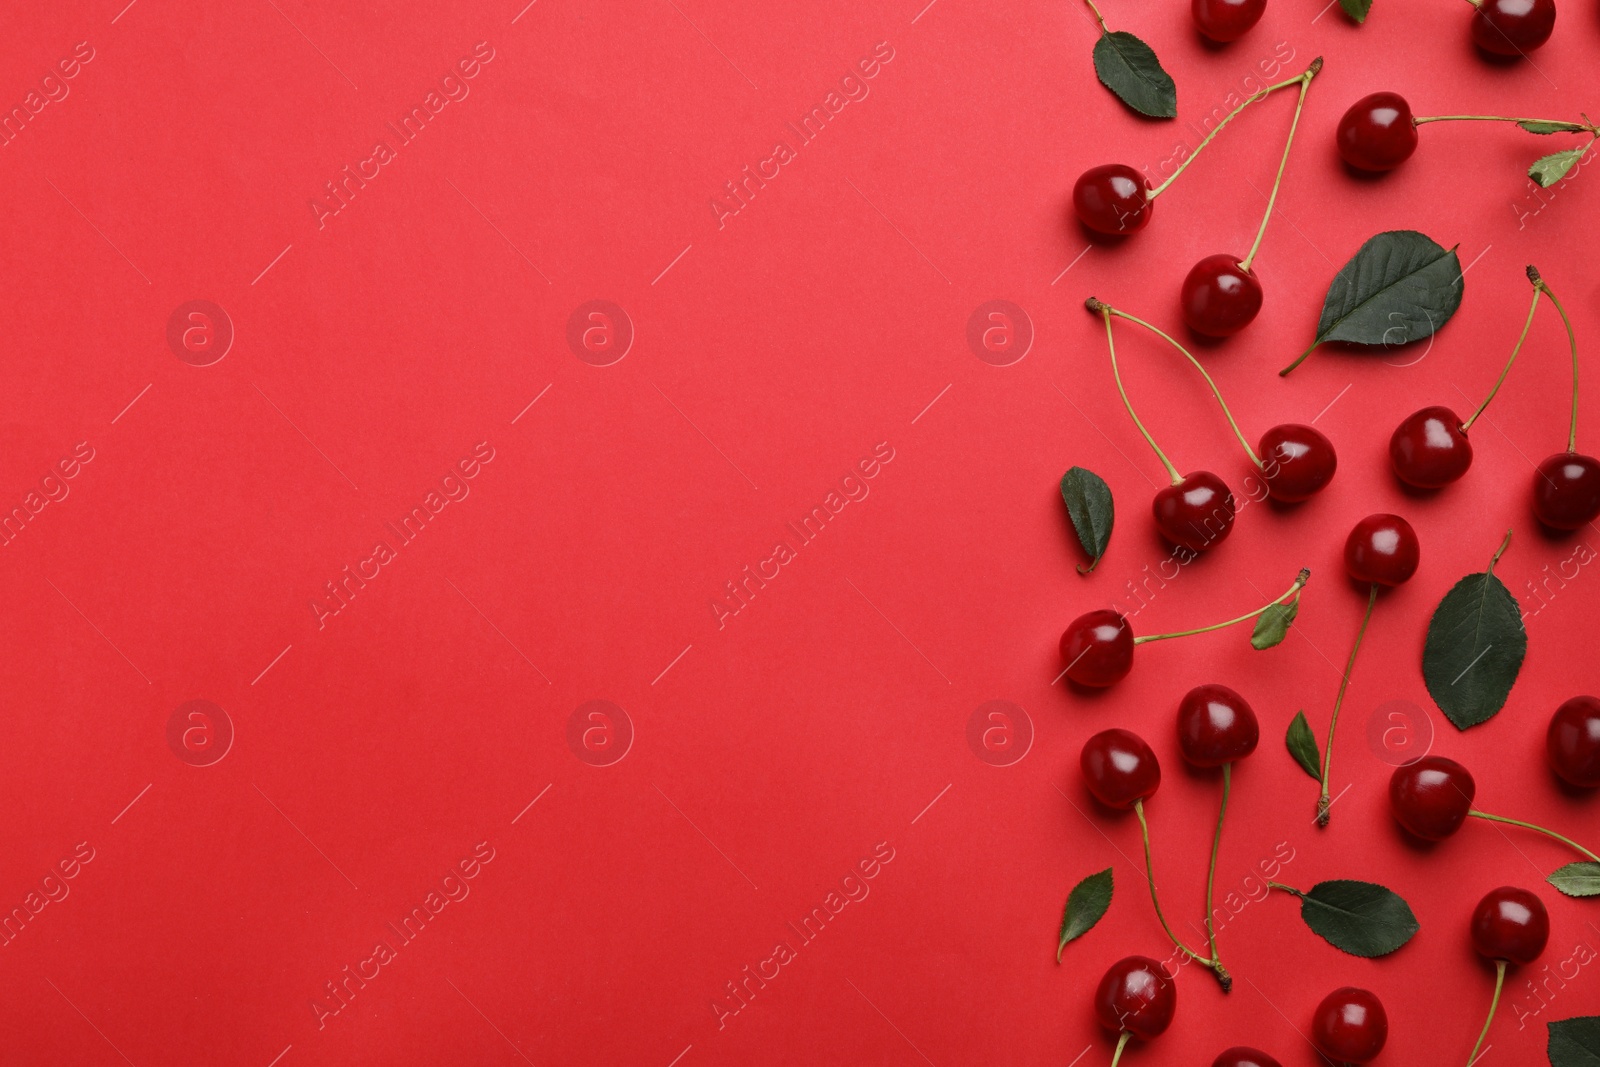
[1311,987,1388,1063]
[1532,452,1600,530]
[1073,164,1152,236]
[1094,955,1176,1038]
[1336,91,1419,171]
[1390,755,1476,840]
[1060,609,1134,687]
[1081,728,1161,809]
[1153,471,1236,552]
[1472,886,1550,965]
[1212,1049,1282,1067]
[1181,255,1263,337]
[1177,684,1259,767]
[1471,0,1556,56]
[1389,406,1473,488]
[1259,423,1337,501]
[1547,695,1600,787]
[1344,513,1419,586]
[1191,0,1266,41]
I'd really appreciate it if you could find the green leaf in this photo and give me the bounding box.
[1530,147,1588,188]
[1301,230,1464,359]
[1057,868,1113,961]
[1338,0,1373,22]
[1290,880,1420,957]
[1549,1016,1600,1066]
[1519,120,1587,135]
[1286,711,1321,781]
[1061,467,1115,574]
[1422,552,1526,730]
[1251,597,1299,650]
[1092,31,1177,119]
[1549,862,1600,898]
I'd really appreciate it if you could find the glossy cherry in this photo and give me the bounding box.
[1081,729,1161,809]
[1153,471,1236,552]
[1336,92,1418,171]
[1547,695,1600,787]
[1472,886,1550,965]
[1389,406,1473,487]
[1060,609,1134,687]
[1311,987,1388,1064]
[1344,513,1419,587]
[1533,452,1600,529]
[1390,755,1476,840]
[1094,955,1176,1038]
[1177,684,1259,766]
[1074,164,1152,236]
[1471,0,1556,56]
[1259,423,1337,501]
[1211,1049,1282,1067]
[1192,0,1266,41]
[1181,255,1263,337]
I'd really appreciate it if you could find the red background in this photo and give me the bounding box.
[1,0,1597,1063]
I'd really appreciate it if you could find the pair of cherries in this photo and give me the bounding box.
[1080,689,1259,803]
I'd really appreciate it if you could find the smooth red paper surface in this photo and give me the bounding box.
[2,0,1597,1063]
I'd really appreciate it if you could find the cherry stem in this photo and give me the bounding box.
[1146,59,1322,202]
[1461,276,1543,433]
[1100,303,1263,468]
[1467,810,1600,864]
[1133,799,1211,967]
[1135,568,1310,645]
[1487,528,1513,577]
[1090,300,1184,485]
[1414,114,1598,134]
[1529,266,1581,451]
[1317,582,1378,828]
[1204,763,1232,988]
[1466,960,1506,1067]
[1082,0,1110,33]
[1109,1030,1132,1067]
[1240,62,1319,272]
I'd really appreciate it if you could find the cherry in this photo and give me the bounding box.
[1211,1050,1282,1067]
[1547,695,1600,787]
[1192,0,1266,41]
[1177,684,1259,766]
[1389,406,1473,487]
[1181,255,1263,337]
[1472,886,1549,965]
[1060,609,1134,687]
[1259,423,1337,501]
[1390,755,1475,840]
[1081,728,1161,809]
[1533,452,1600,529]
[1074,164,1152,235]
[1336,92,1418,171]
[1344,514,1419,587]
[1153,471,1237,552]
[1311,987,1388,1064]
[1471,0,1556,56]
[1094,955,1176,1044]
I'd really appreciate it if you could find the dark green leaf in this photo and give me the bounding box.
[1338,0,1373,22]
[1292,880,1419,957]
[1549,862,1600,898]
[1422,565,1526,730]
[1057,867,1113,961]
[1286,711,1321,781]
[1251,597,1299,650]
[1549,1016,1600,1066]
[1303,230,1464,357]
[1061,467,1114,574]
[1092,31,1177,119]
[1519,120,1587,135]
[1530,147,1588,188]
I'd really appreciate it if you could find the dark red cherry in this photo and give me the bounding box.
[1177,684,1259,767]
[1060,609,1134,687]
[1390,755,1476,840]
[1547,695,1600,787]
[1191,0,1266,41]
[1311,987,1388,1063]
[1081,728,1161,809]
[1212,1049,1283,1067]
[1471,886,1550,965]
[1093,955,1176,1038]
[1344,513,1419,587]
[1336,91,1419,171]
[1073,164,1152,236]
[1153,471,1236,552]
[1472,0,1556,56]
[1532,452,1600,530]
[1259,423,1337,502]
[1389,406,1473,488]
[1181,254,1263,337]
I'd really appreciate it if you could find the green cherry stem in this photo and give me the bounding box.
[1461,272,1543,433]
[1466,811,1600,863]
[1135,568,1310,645]
[1413,114,1598,134]
[1203,763,1234,991]
[1529,266,1581,452]
[1466,960,1506,1067]
[1081,0,1111,33]
[1090,299,1184,486]
[1317,582,1378,828]
[1109,1030,1133,1067]
[1240,59,1320,273]
[1133,799,1230,990]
